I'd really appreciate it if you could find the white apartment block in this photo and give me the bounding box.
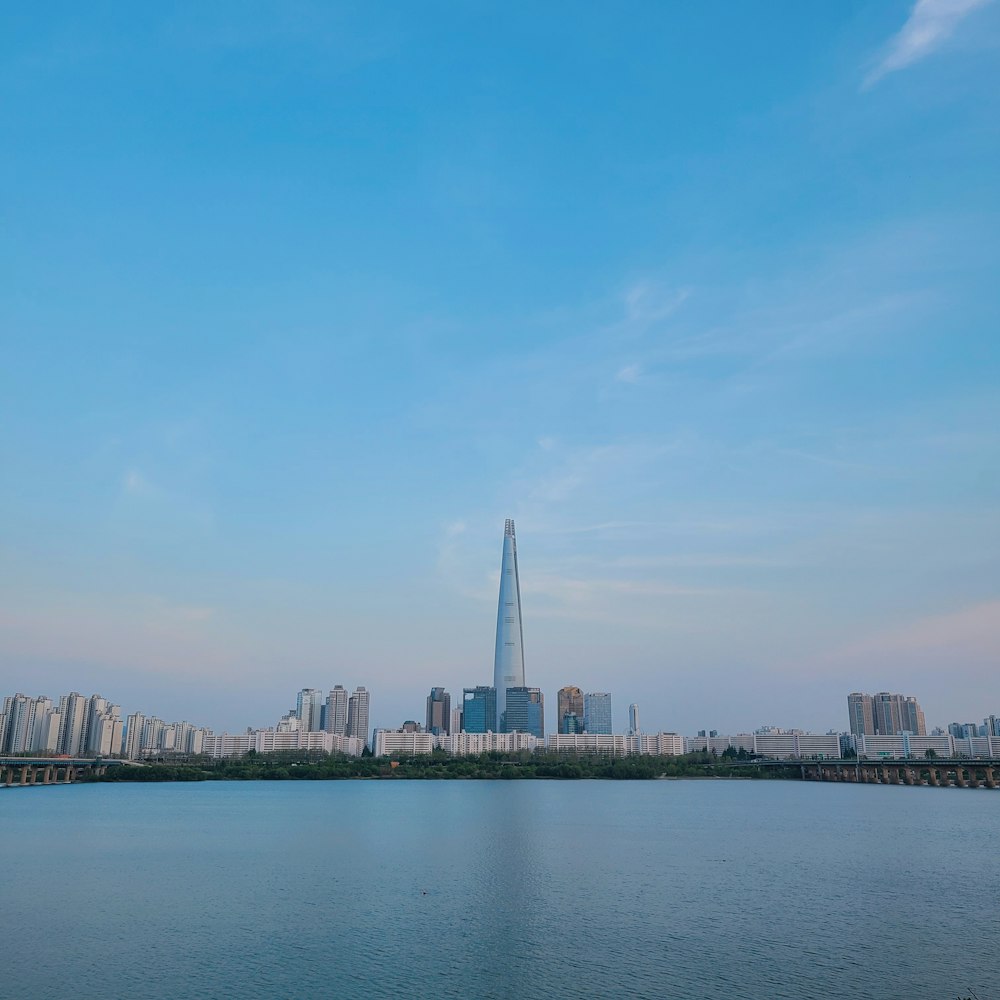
[199,729,365,758]
[752,733,842,759]
[373,730,437,756]
[371,730,685,757]
[545,733,684,756]
[636,732,685,755]
[254,729,363,756]
[201,732,255,757]
[683,732,841,759]
[856,734,956,759]
[438,732,539,755]
[952,735,1000,757]
[684,734,756,755]
[679,731,1000,760]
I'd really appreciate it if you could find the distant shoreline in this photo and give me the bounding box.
[72,753,792,784]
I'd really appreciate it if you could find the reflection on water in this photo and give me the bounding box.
[3,780,998,1000]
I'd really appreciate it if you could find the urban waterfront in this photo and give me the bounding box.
[4,781,998,1000]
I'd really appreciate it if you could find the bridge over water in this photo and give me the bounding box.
[735,757,1000,789]
[0,757,126,788]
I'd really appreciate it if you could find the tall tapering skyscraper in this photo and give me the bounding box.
[493,518,525,731]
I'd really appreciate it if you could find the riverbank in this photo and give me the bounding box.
[85,752,796,783]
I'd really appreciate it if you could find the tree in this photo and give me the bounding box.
[925,748,938,759]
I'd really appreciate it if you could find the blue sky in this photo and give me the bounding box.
[2,1,998,735]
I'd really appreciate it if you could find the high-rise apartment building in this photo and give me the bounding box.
[503,687,544,738]
[30,698,61,753]
[91,714,124,756]
[629,703,640,736]
[346,687,370,746]
[557,686,584,735]
[324,685,349,736]
[847,693,875,737]
[462,687,497,733]
[80,696,122,755]
[2,694,32,753]
[584,692,613,735]
[142,717,167,754]
[425,687,451,736]
[848,692,926,736]
[493,519,525,732]
[57,692,87,756]
[125,713,145,760]
[296,688,324,733]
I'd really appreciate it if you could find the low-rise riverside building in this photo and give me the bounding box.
[684,734,755,755]
[952,735,1000,757]
[636,732,685,755]
[683,732,841,759]
[752,733,843,759]
[254,729,363,756]
[199,729,366,758]
[546,733,686,755]
[373,730,437,757]
[371,730,685,757]
[856,734,956,759]
[202,732,255,757]
[680,731,1000,760]
[438,732,539,755]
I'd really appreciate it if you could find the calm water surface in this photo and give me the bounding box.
[2,779,997,1000]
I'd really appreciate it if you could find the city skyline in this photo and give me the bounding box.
[2,3,998,734]
[6,676,997,761]
[4,516,995,736]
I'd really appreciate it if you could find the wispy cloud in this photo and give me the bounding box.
[623,282,691,327]
[615,363,642,384]
[122,468,155,497]
[865,0,994,88]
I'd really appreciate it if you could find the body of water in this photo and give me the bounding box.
[2,779,997,999]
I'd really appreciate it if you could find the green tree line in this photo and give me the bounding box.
[88,750,797,783]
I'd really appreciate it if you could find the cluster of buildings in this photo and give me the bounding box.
[379,523,636,744]
[3,522,999,765]
[0,686,372,761]
[847,691,927,737]
[0,692,124,757]
[129,684,372,760]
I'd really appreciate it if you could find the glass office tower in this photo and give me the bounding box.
[463,687,497,733]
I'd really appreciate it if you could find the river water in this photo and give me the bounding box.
[2,779,997,999]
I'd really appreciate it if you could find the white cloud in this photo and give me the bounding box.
[122,468,154,496]
[865,0,993,87]
[615,363,642,384]
[621,282,690,329]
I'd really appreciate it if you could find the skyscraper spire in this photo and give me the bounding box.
[493,518,525,730]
